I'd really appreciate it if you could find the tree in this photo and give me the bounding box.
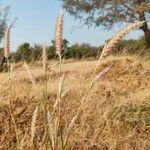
[16,43,31,61]
[30,44,42,61]
[47,45,56,59]
[50,39,70,59]
[66,43,98,59]
[62,0,150,46]
[51,39,70,53]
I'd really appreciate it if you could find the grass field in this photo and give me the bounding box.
[0,56,150,149]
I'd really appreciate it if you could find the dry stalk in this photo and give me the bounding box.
[54,11,65,148]
[56,75,65,136]
[4,26,20,148]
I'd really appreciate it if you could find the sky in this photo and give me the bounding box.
[2,0,144,51]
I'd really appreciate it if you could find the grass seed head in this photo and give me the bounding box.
[4,26,11,58]
[24,62,36,86]
[100,21,145,60]
[55,11,64,57]
[42,44,47,71]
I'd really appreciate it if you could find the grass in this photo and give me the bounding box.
[0,56,149,149]
[0,17,149,149]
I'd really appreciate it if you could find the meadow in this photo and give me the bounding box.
[0,55,150,149]
[0,12,149,149]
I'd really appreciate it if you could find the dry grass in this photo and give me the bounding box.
[0,56,149,149]
[1,13,149,150]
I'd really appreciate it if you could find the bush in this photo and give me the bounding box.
[0,37,149,63]
[65,43,98,59]
[15,43,32,62]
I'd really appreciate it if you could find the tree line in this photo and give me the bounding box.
[0,39,99,62]
[0,0,150,63]
[0,37,149,63]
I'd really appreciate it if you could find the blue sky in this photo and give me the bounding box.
[2,0,143,51]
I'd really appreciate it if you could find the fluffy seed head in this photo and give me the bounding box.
[42,44,47,71]
[100,21,145,60]
[92,64,113,85]
[31,106,38,143]
[24,62,36,86]
[4,26,11,58]
[55,11,64,57]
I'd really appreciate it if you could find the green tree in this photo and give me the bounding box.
[51,39,70,53]
[47,45,56,59]
[67,43,98,59]
[16,43,31,61]
[30,44,42,61]
[50,39,70,58]
[62,0,150,46]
